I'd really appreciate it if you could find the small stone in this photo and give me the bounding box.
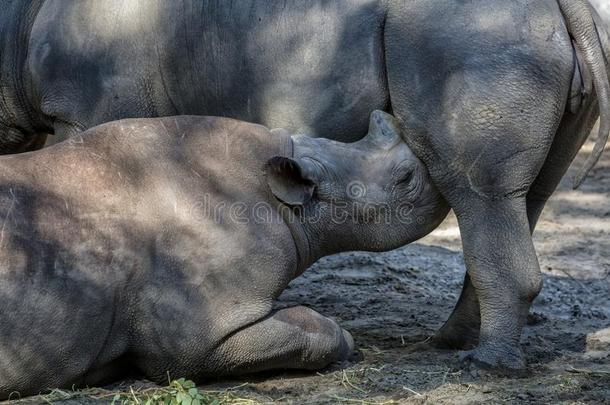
[587,327,610,351]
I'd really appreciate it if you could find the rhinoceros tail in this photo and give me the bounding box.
[557,0,610,188]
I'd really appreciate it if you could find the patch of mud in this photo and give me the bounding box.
[10,137,609,404]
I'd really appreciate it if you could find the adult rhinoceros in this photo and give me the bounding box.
[0,0,608,373]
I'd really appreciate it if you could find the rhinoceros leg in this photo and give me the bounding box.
[432,274,480,350]
[385,0,580,373]
[527,107,600,226]
[449,197,543,374]
[432,196,555,351]
[432,89,599,353]
[434,198,556,348]
[199,306,353,376]
[432,191,563,352]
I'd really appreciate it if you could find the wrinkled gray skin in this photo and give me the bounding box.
[1,0,609,374]
[0,111,447,399]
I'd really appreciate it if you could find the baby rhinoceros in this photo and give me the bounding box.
[0,111,447,398]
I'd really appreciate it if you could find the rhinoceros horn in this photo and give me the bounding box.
[365,110,402,150]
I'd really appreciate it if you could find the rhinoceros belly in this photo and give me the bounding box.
[30,0,389,142]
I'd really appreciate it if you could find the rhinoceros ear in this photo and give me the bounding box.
[265,156,316,206]
[366,110,402,150]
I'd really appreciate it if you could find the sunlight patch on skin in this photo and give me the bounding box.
[68,1,163,44]
[471,3,515,36]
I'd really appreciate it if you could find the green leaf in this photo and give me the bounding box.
[188,388,199,397]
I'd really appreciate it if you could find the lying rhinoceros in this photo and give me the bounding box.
[1,0,608,373]
[0,111,447,399]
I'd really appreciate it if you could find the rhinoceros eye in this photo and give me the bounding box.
[394,164,414,185]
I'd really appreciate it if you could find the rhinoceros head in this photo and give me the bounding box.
[265,111,449,257]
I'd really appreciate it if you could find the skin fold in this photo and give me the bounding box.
[0,111,448,399]
[0,0,608,374]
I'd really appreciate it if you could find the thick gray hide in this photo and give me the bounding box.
[27,0,388,143]
[0,0,609,374]
[0,112,447,398]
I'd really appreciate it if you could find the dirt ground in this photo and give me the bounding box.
[7,136,610,404]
